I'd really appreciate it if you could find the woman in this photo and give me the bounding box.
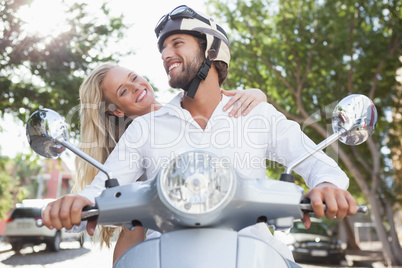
[72,62,267,263]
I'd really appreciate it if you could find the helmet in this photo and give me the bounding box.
[154,5,230,98]
[155,5,230,65]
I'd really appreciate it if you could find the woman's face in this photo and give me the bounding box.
[103,66,156,118]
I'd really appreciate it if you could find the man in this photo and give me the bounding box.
[42,5,357,262]
[153,5,357,229]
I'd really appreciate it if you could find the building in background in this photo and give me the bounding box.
[0,159,73,236]
[39,159,74,199]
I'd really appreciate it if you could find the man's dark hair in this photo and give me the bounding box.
[197,37,228,87]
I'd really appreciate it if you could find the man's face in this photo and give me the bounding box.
[161,34,205,89]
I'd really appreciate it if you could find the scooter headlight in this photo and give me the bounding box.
[157,151,235,217]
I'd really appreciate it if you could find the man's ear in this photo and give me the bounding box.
[108,109,125,117]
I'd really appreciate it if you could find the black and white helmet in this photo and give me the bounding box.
[154,5,230,98]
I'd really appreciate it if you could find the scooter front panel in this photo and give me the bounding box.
[237,235,296,268]
[160,229,238,268]
[113,228,301,268]
[114,238,160,268]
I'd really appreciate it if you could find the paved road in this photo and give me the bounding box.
[0,240,385,268]
[0,241,114,268]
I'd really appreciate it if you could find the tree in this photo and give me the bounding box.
[0,156,15,218]
[0,0,129,135]
[208,0,402,265]
[0,153,40,219]
[0,0,131,219]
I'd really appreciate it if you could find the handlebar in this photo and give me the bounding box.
[36,205,99,228]
[299,198,368,214]
[299,203,368,214]
[35,202,368,228]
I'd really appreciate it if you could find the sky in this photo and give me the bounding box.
[0,0,210,167]
[102,0,208,96]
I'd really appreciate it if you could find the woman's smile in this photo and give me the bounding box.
[136,89,147,102]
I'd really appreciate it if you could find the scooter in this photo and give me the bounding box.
[26,94,377,268]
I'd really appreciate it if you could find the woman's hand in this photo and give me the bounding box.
[222,88,267,117]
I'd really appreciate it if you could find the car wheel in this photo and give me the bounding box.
[47,231,61,252]
[11,242,23,253]
[339,258,349,266]
[78,233,84,248]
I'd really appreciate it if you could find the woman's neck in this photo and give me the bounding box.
[128,101,162,120]
[152,101,163,112]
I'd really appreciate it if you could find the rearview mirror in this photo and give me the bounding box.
[283,94,378,177]
[26,108,69,159]
[332,94,377,146]
[26,108,115,184]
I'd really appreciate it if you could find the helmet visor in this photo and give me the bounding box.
[155,5,210,38]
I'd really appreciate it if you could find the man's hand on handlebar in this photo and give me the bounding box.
[302,182,357,229]
[42,194,97,235]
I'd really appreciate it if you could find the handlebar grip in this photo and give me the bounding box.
[81,205,99,221]
[300,198,368,214]
[35,205,99,228]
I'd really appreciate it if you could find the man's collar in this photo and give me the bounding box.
[154,91,186,117]
[155,91,231,118]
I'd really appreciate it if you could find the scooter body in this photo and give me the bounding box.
[26,94,377,268]
[89,171,305,268]
[115,229,300,268]
[91,170,304,268]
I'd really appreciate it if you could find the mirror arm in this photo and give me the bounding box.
[57,139,117,187]
[283,128,348,175]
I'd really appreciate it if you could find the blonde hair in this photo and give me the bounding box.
[72,62,132,247]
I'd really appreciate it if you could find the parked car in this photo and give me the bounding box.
[4,199,84,252]
[276,218,346,264]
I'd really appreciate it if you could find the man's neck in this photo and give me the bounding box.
[181,74,221,130]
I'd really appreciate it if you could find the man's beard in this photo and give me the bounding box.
[168,53,204,90]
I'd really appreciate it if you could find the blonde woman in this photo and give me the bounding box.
[71,62,267,263]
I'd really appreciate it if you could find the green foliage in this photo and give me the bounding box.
[0,0,131,219]
[208,0,401,203]
[0,0,130,135]
[0,153,41,219]
[0,156,14,218]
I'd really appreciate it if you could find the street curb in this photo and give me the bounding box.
[345,249,385,267]
[0,241,12,253]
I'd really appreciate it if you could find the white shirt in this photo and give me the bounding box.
[81,92,349,201]
[78,92,349,261]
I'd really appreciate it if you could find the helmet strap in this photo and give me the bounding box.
[186,58,211,99]
[185,37,221,99]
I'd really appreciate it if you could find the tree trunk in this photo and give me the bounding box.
[343,217,360,250]
[283,52,402,264]
[323,133,402,266]
[319,134,402,266]
[367,194,402,266]
[384,198,402,263]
